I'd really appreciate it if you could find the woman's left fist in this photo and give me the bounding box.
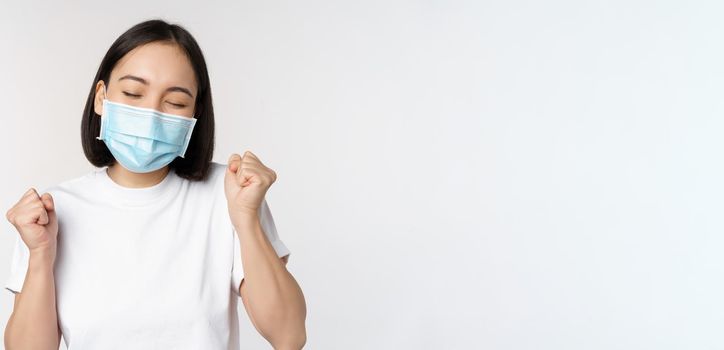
[224,151,277,221]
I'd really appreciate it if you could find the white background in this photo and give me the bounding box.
[1,0,722,349]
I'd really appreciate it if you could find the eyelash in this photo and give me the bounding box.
[122,91,187,108]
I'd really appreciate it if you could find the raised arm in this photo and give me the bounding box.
[4,188,61,350]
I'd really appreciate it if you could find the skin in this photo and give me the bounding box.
[4,41,306,349]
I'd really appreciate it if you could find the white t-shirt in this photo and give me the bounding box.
[4,161,291,349]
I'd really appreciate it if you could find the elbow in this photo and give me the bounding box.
[287,327,307,349]
[261,312,307,350]
[4,315,17,349]
[4,314,60,350]
[293,331,308,349]
[272,330,307,350]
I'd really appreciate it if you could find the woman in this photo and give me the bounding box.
[3,19,307,350]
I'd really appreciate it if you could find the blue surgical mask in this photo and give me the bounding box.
[96,86,197,173]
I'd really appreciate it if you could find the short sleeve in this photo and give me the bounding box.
[5,232,30,294]
[231,198,291,297]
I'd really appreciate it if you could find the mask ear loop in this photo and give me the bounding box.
[96,84,108,141]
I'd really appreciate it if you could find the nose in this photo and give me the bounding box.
[137,94,165,113]
[153,100,164,113]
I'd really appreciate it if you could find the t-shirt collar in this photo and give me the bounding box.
[96,166,178,206]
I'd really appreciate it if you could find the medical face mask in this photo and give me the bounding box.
[96,86,197,173]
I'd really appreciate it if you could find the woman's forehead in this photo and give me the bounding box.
[110,42,197,93]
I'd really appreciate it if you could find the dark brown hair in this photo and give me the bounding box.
[81,19,215,181]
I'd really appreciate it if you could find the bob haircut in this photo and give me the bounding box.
[81,19,215,181]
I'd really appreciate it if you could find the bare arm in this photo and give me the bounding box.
[4,188,61,350]
[223,152,307,348]
[4,248,61,350]
[236,217,307,350]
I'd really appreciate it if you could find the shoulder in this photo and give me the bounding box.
[191,162,226,201]
[204,161,229,190]
[39,168,100,198]
[207,161,229,181]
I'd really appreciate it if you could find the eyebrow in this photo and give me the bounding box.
[118,74,194,98]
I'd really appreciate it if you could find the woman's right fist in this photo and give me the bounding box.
[5,188,58,259]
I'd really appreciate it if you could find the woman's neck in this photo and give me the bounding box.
[106,163,170,188]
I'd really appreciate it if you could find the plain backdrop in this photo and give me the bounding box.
[1,0,723,349]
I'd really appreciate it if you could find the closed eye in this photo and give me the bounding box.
[167,102,187,108]
[122,91,141,98]
[121,91,187,108]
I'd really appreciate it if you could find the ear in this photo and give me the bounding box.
[93,80,107,116]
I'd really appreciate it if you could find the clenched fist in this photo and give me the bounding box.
[224,151,277,227]
[5,188,58,260]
